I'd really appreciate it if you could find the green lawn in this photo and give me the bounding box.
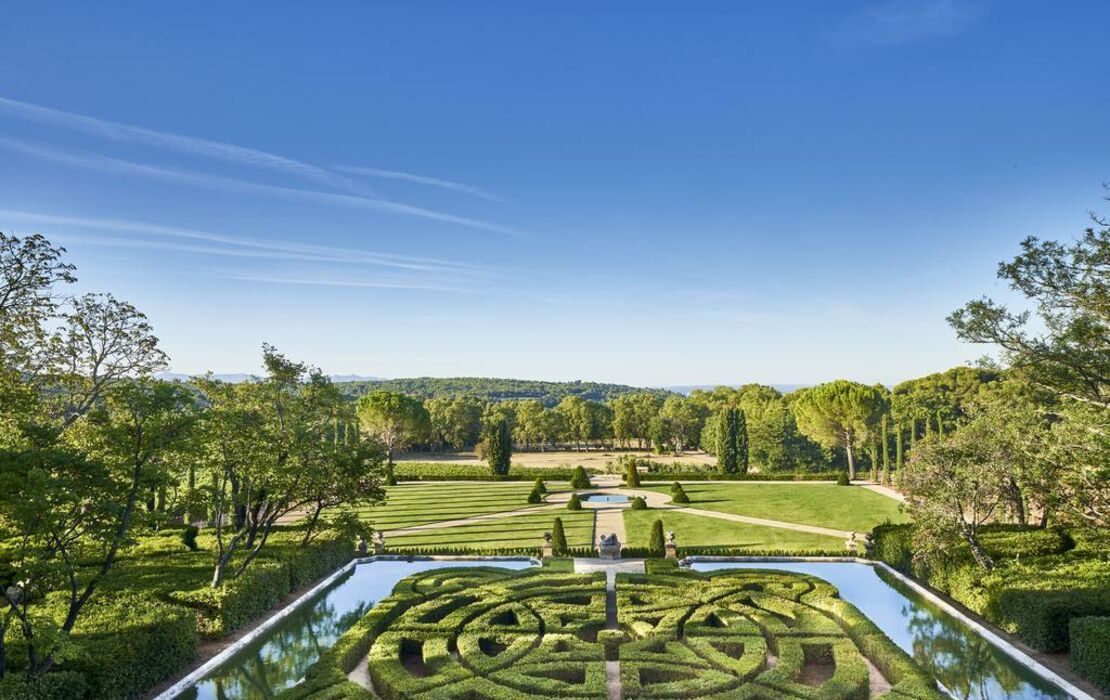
[349,481,568,531]
[623,509,844,552]
[387,510,595,550]
[642,483,908,532]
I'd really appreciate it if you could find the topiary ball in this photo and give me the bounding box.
[671,486,690,504]
[567,493,583,510]
[837,472,850,486]
[630,496,648,510]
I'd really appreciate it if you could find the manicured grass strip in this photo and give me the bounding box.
[388,511,595,550]
[349,482,571,530]
[641,482,908,532]
[623,509,844,552]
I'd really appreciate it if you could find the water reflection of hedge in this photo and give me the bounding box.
[284,567,947,699]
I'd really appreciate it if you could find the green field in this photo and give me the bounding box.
[387,510,595,550]
[623,509,844,552]
[349,481,567,531]
[644,483,908,532]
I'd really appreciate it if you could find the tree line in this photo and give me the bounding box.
[0,233,387,679]
[353,366,1011,480]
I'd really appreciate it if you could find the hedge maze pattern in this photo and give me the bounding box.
[616,570,943,699]
[347,568,947,699]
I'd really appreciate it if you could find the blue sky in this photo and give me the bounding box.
[1,1,1107,386]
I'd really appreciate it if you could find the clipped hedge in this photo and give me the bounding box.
[66,595,197,700]
[394,463,594,482]
[984,586,1110,653]
[870,523,1110,656]
[0,672,86,700]
[1070,617,1110,694]
[171,533,354,639]
[640,470,842,482]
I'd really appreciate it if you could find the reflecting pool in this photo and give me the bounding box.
[690,560,1072,700]
[174,559,534,700]
[583,493,629,503]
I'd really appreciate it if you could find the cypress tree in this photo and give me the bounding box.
[867,441,879,482]
[552,517,568,556]
[487,418,512,476]
[715,408,740,474]
[649,518,666,557]
[936,411,945,439]
[894,423,904,485]
[736,409,749,474]
[880,414,890,486]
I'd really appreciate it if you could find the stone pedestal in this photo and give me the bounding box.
[665,531,678,559]
[541,532,554,559]
[373,532,386,555]
[598,533,621,560]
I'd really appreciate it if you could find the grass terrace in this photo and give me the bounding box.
[642,483,909,532]
[349,482,570,532]
[387,511,596,551]
[623,510,845,553]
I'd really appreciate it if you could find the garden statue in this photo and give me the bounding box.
[357,536,368,556]
[665,530,678,559]
[541,531,554,559]
[374,531,386,555]
[846,531,858,553]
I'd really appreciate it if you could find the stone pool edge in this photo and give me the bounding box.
[153,554,541,700]
[681,555,1097,700]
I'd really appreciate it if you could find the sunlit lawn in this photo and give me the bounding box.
[386,510,595,550]
[641,483,908,532]
[623,509,844,552]
[349,481,570,531]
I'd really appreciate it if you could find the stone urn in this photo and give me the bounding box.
[665,530,678,559]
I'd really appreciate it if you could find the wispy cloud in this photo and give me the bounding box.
[335,165,501,202]
[0,137,520,236]
[0,95,502,205]
[0,209,484,273]
[0,95,368,194]
[839,0,985,44]
[223,272,476,293]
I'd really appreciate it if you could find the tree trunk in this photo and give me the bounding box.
[962,526,995,571]
[844,433,856,480]
[300,504,324,547]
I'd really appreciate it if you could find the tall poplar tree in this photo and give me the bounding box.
[736,408,749,474]
[487,417,512,476]
[715,408,740,474]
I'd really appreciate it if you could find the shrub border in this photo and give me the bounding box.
[153,554,540,700]
[680,555,1096,700]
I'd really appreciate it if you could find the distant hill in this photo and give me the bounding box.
[335,377,672,405]
[664,384,810,396]
[157,372,381,384]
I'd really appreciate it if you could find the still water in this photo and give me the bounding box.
[583,494,630,503]
[690,561,1072,700]
[175,559,534,700]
